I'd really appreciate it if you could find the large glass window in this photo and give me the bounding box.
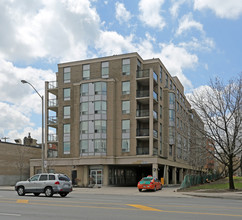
[122,59,130,75]
[83,64,90,80]
[94,101,106,114]
[63,142,70,154]
[80,121,88,134]
[80,102,88,115]
[63,88,70,100]
[169,92,175,105]
[64,67,70,83]
[80,140,88,154]
[63,124,70,134]
[94,140,106,153]
[94,120,106,133]
[122,81,130,95]
[122,139,130,152]
[122,120,130,133]
[101,62,109,78]
[122,100,130,114]
[169,109,175,122]
[94,82,107,95]
[81,83,88,96]
[63,106,70,118]
[165,74,168,88]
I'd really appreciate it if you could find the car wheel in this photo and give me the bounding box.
[17,186,25,196]
[44,187,53,197]
[139,189,142,192]
[59,192,68,197]
[34,193,40,196]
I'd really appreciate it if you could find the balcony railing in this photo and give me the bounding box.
[136,109,149,117]
[137,128,149,136]
[137,90,149,98]
[153,91,158,101]
[136,147,149,155]
[48,116,57,125]
[153,71,158,82]
[153,111,158,120]
[137,69,149,78]
[48,134,58,142]
[48,99,58,107]
[48,81,58,89]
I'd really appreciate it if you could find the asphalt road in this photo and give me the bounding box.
[1,190,242,220]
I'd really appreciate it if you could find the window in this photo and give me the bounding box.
[160,105,162,118]
[81,83,88,96]
[122,100,130,114]
[80,121,88,134]
[94,101,106,114]
[169,144,173,156]
[80,140,88,154]
[63,106,70,118]
[160,66,162,83]
[63,67,70,83]
[122,81,130,94]
[122,59,130,75]
[80,102,88,115]
[169,109,175,122]
[122,120,130,133]
[83,64,90,80]
[94,120,106,133]
[63,142,70,154]
[170,79,173,90]
[165,74,168,88]
[49,175,55,180]
[169,92,175,105]
[94,140,106,153]
[160,87,162,100]
[39,175,48,181]
[63,124,70,134]
[122,139,130,152]
[63,88,70,100]
[94,82,107,95]
[101,62,109,78]
[30,175,39,181]
[137,59,141,71]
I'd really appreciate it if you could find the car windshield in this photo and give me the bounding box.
[142,177,153,181]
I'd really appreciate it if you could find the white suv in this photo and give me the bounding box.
[15,173,72,197]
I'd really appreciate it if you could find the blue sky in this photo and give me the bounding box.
[0,0,241,143]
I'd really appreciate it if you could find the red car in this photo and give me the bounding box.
[137,176,162,192]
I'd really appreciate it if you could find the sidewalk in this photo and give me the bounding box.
[2,185,242,199]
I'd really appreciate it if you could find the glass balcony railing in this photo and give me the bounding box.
[48,116,58,125]
[48,81,58,89]
[153,71,158,82]
[48,134,58,142]
[153,91,158,101]
[48,99,58,107]
[136,69,149,78]
[136,128,149,136]
[136,147,149,155]
[153,111,158,120]
[137,90,149,98]
[136,109,149,117]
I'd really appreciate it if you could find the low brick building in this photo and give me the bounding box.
[0,136,41,185]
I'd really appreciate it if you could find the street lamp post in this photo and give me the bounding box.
[21,80,45,173]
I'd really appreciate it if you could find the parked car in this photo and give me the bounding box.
[15,173,72,197]
[137,176,162,192]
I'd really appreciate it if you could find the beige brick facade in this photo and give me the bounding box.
[30,52,205,186]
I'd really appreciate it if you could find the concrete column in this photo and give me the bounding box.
[103,165,109,186]
[83,165,89,187]
[164,165,169,185]
[152,163,158,178]
[172,167,177,184]
[179,168,184,184]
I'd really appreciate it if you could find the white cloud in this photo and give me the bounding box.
[0,0,101,62]
[194,0,242,19]
[139,0,166,30]
[170,0,187,18]
[95,31,135,55]
[176,13,204,35]
[179,37,215,51]
[115,2,132,24]
[159,43,198,89]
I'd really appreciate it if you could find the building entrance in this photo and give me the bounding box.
[90,169,102,186]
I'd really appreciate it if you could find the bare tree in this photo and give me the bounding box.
[189,74,242,190]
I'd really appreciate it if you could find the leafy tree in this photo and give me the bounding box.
[189,74,242,190]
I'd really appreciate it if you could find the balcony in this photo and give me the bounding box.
[136,147,149,155]
[48,81,58,96]
[48,134,58,142]
[137,69,149,78]
[136,128,149,137]
[48,99,58,111]
[136,109,149,117]
[137,90,149,98]
[47,116,58,127]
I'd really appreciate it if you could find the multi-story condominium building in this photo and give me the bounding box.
[30,52,204,186]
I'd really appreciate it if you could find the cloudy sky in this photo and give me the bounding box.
[0,0,241,143]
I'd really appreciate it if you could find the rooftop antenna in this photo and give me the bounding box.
[1,137,9,142]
